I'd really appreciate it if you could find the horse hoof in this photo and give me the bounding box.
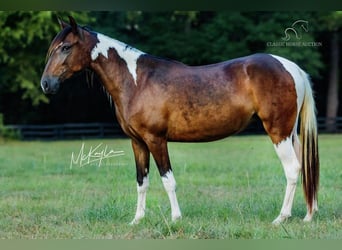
[272,218,282,225]
[129,218,141,225]
[303,214,313,222]
[172,215,182,222]
[272,214,290,225]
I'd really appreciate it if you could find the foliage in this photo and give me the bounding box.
[90,11,324,74]
[0,113,20,140]
[0,11,338,124]
[0,11,93,107]
[248,12,324,77]
[320,11,342,31]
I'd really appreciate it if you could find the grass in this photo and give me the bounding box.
[0,134,341,239]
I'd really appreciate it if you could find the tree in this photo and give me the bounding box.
[323,11,341,132]
[0,11,93,123]
[0,11,94,105]
[0,11,54,106]
[248,12,324,78]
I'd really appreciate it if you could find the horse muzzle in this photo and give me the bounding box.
[41,76,60,94]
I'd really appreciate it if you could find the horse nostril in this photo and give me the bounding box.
[41,76,59,94]
[42,80,49,91]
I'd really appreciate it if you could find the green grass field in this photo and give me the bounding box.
[0,134,341,239]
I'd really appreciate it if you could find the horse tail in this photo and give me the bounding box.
[299,72,319,213]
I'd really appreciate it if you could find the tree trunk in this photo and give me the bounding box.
[325,31,340,132]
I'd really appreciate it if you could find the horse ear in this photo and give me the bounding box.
[68,16,78,34]
[57,16,69,30]
[68,15,84,40]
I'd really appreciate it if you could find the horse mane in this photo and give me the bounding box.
[46,25,96,62]
[84,67,114,107]
[82,25,94,32]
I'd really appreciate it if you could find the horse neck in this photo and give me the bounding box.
[89,32,144,113]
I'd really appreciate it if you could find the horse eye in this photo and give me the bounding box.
[61,45,72,53]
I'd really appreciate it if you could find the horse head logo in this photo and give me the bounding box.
[282,20,309,41]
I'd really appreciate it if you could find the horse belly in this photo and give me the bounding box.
[167,106,253,142]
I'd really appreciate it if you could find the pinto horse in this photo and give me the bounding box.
[41,16,319,225]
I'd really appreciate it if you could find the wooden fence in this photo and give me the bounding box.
[5,117,342,140]
[7,123,125,140]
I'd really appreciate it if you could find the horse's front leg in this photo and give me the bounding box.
[147,137,182,222]
[130,139,150,225]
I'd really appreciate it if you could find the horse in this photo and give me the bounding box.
[41,16,319,225]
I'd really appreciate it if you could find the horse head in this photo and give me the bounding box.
[41,16,96,94]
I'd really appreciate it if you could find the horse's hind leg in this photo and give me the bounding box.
[272,134,301,225]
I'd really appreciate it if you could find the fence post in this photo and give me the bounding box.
[100,123,104,138]
[325,117,337,133]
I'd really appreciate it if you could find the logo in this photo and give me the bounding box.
[282,20,309,41]
[266,20,322,48]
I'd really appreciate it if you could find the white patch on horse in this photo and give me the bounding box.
[91,33,144,85]
[131,176,149,224]
[161,170,182,221]
[272,137,301,224]
[270,54,305,116]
